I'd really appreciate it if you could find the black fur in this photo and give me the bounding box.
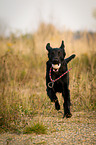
[46,41,76,118]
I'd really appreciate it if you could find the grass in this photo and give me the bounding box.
[69,53,96,111]
[0,23,96,132]
[23,122,47,134]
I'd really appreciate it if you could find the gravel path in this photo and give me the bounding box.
[0,112,96,145]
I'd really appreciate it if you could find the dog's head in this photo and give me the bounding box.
[46,41,66,72]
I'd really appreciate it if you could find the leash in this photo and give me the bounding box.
[48,67,72,88]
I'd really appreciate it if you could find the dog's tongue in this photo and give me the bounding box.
[53,68,59,72]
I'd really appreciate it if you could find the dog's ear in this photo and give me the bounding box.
[46,43,52,51]
[60,40,66,57]
[60,41,65,49]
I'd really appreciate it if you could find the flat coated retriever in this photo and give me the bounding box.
[46,41,75,118]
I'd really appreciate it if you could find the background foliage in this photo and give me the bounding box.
[0,23,96,132]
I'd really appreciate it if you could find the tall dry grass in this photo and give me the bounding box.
[0,23,96,132]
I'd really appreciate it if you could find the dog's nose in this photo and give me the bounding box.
[52,58,59,64]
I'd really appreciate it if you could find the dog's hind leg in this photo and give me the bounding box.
[62,85,72,118]
[47,88,60,110]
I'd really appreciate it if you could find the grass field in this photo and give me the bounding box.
[0,23,96,138]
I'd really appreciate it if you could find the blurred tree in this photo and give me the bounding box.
[93,9,96,19]
[0,18,8,37]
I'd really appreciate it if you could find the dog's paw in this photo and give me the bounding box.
[63,113,72,118]
[55,101,60,110]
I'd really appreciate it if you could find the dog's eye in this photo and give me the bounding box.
[52,51,54,55]
[58,51,60,55]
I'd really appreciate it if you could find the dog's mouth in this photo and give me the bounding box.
[52,63,61,72]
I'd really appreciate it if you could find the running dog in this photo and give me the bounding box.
[46,41,75,118]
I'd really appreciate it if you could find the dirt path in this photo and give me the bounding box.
[0,112,96,145]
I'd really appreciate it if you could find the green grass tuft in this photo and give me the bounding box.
[23,122,47,134]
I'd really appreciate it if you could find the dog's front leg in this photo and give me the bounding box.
[62,85,72,118]
[47,88,60,110]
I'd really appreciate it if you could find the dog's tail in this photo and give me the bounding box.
[65,54,76,64]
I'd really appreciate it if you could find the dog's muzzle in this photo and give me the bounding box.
[52,63,61,72]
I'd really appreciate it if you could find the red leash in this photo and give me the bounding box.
[48,67,72,88]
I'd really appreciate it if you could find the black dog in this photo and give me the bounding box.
[46,41,75,118]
